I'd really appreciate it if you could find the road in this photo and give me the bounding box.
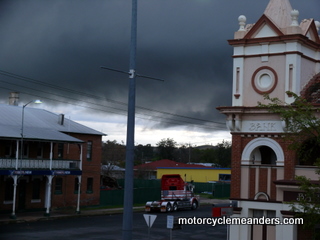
[0,205,227,240]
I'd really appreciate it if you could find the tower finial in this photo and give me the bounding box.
[238,15,247,31]
[315,21,320,32]
[290,9,299,26]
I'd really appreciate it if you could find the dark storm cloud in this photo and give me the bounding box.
[0,0,319,131]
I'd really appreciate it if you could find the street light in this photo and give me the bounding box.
[20,100,42,165]
[11,99,42,219]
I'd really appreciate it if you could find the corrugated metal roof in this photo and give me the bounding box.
[0,104,105,142]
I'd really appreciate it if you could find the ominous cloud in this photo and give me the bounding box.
[0,0,319,145]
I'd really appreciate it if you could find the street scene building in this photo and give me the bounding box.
[218,0,320,239]
[0,93,104,217]
[134,159,231,181]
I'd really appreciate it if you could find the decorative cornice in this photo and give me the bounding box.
[231,51,320,63]
[229,34,320,50]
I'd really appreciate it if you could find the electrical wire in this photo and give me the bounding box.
[0,70,227,130]
[0,69,225,126]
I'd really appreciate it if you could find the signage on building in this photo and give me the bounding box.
[284,191,320,202]
[53,170,71,175]
[12,170,32,175]
[242,121,284,132]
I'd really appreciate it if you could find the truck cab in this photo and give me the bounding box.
[145,174,200,212]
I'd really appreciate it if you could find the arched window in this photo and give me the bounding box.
[259,146,277,165]
[242,138,284,166]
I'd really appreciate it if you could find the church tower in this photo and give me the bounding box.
[218,0,320,239]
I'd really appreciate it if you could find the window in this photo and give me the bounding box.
[253,209,264,218]
[5,142,12,158]
[4,178,14,201]
[219,174,231,181]
[251,209,276,240]
[58,143,64,159]
[87,141,93,161]
[259,146,277,165]
[54,178,63,194]
[37,143,43,158]
[32,178,41,199]
[19,142,29,158]
[86,177,93,194]
[253,209,276,223]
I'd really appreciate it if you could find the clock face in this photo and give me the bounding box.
[252,66,278,94]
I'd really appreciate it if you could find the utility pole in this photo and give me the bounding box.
[122,0,137,239]
[101,2,163,238]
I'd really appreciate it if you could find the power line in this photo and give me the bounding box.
[0,70,227,130]
[0,70,225,125]
[0,82,225,130]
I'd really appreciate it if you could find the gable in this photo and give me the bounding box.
[253,23,279,38]
[245,15,283,39]
[302,19,320,44]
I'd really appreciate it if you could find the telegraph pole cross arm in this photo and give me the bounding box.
[100,66,165,82]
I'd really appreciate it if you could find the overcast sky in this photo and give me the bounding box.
[0,0,319,146]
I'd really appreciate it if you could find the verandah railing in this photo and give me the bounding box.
[0,158,80,170]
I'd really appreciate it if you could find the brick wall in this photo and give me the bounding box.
[46,133,103,209]
[231,134,242,198]
[259,168,268,193]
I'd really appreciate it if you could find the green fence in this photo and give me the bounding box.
[116,179,161,189]
[100,179,230,206]
[193,182,215,194]
[213,182,230,198]
[100,187,161,206]
[193,182,230,198]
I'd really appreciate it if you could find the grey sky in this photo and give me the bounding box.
[0,0,319,145]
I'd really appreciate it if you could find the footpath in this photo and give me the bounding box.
[0,197,230,225]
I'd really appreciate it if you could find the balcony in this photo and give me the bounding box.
[0,158,81,170]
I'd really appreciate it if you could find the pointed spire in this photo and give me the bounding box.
[264,0,293,29]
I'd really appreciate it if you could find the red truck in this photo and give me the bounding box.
[145,174,200,212]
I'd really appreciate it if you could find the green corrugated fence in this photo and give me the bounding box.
[100,187,161,206]
[116,179,161,189]
[100,179,230,206]
[193,182,215,193]
[213,182,230,198]
[193,182,230,198]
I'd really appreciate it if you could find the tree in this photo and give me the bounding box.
[134,144,154,164]
[214,140,232,168]
[156,138,177,160]
[101,140,126,166]
[259,92,320,236]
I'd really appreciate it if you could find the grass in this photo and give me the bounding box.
[199,193,214,199]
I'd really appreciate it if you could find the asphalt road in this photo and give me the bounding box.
[0,205,227,240]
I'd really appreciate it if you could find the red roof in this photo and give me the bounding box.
[134,159,210,170]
